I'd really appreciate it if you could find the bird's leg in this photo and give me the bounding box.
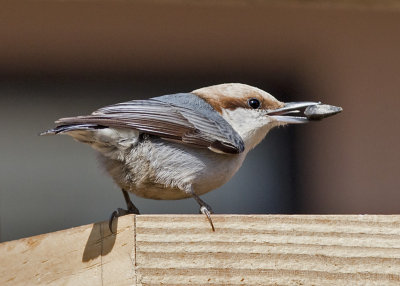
[122,189,140,214]
[109,189,140,233]
[191,192,215,232]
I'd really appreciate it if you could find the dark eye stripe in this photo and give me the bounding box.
[248,98,261,109]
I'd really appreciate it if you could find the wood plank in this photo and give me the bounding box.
[0,215,136,285]
[1,215,400,285]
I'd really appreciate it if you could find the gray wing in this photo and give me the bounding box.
[55,93,245,154]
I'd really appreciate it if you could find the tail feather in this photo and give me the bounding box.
[41,123,140,160]
[40,124,107,136]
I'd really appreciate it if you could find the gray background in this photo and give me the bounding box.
[1,1,399,241]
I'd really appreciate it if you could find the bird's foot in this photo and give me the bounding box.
[191,192,215,231]
[199,205,215,232]
[108,206,140,233]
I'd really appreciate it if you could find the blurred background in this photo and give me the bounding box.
[1,1,399,242]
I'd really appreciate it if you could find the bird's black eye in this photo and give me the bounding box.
[248,98,261,109]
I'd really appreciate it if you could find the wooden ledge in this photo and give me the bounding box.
[1,215,400,285]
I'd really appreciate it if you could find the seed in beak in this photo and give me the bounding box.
[304,104,343,120]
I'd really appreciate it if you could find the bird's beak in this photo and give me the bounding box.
[267,101,321,124]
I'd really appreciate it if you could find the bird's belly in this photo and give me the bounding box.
[100,138,246,200]
[191,156,244,196]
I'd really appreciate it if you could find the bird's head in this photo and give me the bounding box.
[193,83,330,151]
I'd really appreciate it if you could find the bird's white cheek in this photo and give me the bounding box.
[221,108,275,150]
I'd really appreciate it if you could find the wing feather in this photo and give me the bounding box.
[56,95,244,154]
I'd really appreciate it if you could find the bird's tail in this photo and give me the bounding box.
[39,124,106,136]
[40,123,139,160]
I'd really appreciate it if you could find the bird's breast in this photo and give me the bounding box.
[100,137,247,200]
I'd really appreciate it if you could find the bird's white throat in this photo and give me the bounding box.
[221,108,278,151]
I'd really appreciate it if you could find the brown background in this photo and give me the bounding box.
[1,1,399,241]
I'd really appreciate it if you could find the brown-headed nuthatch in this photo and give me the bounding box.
[42,83,342,231]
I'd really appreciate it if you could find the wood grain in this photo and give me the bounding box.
[0,215,136,285]
[1,215,400,285]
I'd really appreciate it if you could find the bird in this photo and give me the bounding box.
[41,83,342,231]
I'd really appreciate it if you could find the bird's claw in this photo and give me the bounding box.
[200,205,215,232]
[108,207,140,234]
